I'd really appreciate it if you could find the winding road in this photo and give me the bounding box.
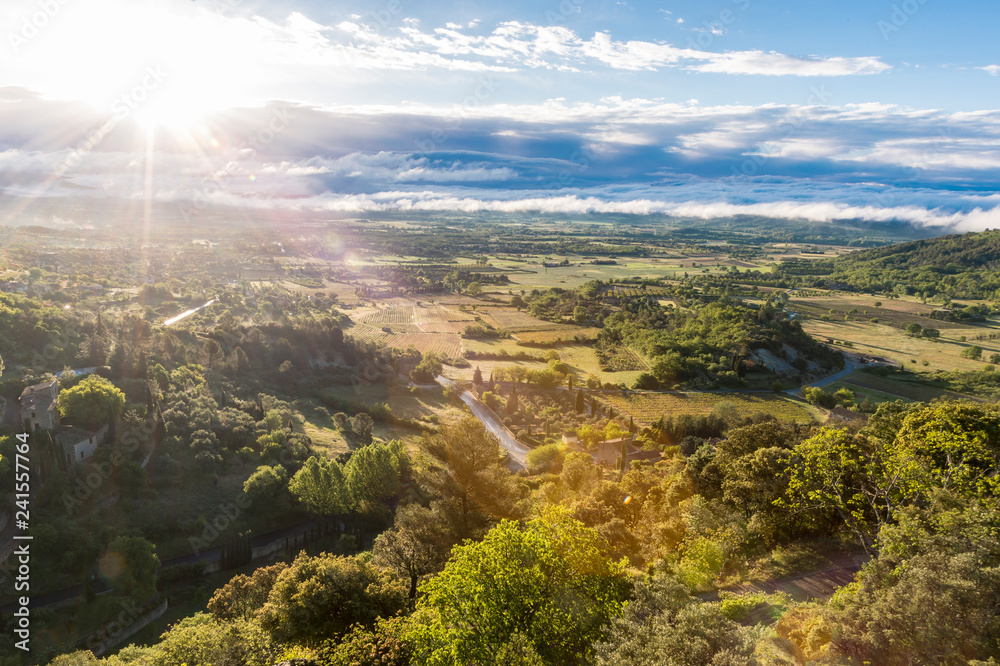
[438,351,873,472]
[458,391,530,471]
[435,377,529,471]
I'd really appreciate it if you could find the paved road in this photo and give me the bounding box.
[458,390,529,471]
[789,356,859,398]
[435,376,528,471]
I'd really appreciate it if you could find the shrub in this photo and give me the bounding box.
[961,345,984,360]
[526,443,563,474]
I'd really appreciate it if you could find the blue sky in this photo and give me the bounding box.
[0,0,998,230]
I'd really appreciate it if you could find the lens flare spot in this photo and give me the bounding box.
[98,551,127,580]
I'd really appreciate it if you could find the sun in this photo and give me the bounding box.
[9,0,252,130]
[127,73,220,131]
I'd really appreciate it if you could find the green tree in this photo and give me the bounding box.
[289,455,351,517]
[633,372,659,390]
[833,387,856,407]
[802,386,837,409]
[258,553,406,646]
[349,412,374,444]
[411,510,629,665]
[243,464,288,504]
[58,375,126,429]
[472,366,483,385]
[604,421,626,442]
[319,616,413,666]
[593,574,756,666]
[373,503,448,600]
[237,446,256,469]
[961,345,984,360]
[417,416,526,543]
[99,535,159,603]
[892,401,1000,498]
[202,338,223,369]
[828,494,1000,665]
[785,428,898,553]
[722,446,794,525]
[104,613,272,666]
[577,424,602,448]
[410,352,443,384]
[207,562,288,622]
[346,441,401,510]
[229,345,251,373]
[905,323,923,337]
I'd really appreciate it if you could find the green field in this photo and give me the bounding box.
[790,292,1000,372]
[604,392,818,426]
[836,371,984,404]
[316,383,468,451]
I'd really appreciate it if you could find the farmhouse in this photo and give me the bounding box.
[20,379,60,431]
[593,438,662,471]
[55,424,109,466]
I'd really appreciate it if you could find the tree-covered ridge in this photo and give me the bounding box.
[523,282,842,388]
[838,229,1000,270]
[779,228,1000,298]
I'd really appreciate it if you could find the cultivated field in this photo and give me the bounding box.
[480,308,565,331]
[361,305,416,325]
[514,327,601,345]
[789,295,973,330]
[836,371,984,403]
[604,392,817,426]
[349,323,464,359]
[802,318,1000,372]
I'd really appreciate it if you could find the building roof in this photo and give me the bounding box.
[592,438,663,469]
[19,379,58,413]
[55,427,94,449]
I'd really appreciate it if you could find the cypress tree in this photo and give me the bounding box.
[507,384,519,416]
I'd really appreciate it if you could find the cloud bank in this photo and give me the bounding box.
[1,90,998,232]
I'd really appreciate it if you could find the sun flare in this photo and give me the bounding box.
[11,0,254,130]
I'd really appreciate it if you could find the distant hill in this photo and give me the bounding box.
[779,229,1000,299]
[836,229,1000,270]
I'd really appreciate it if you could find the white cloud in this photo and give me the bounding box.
[837,137,1000,171]
[4,91,1000,233]
[692,52,891,76]
[979,65,1000,76]
[285,190,1000,232]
